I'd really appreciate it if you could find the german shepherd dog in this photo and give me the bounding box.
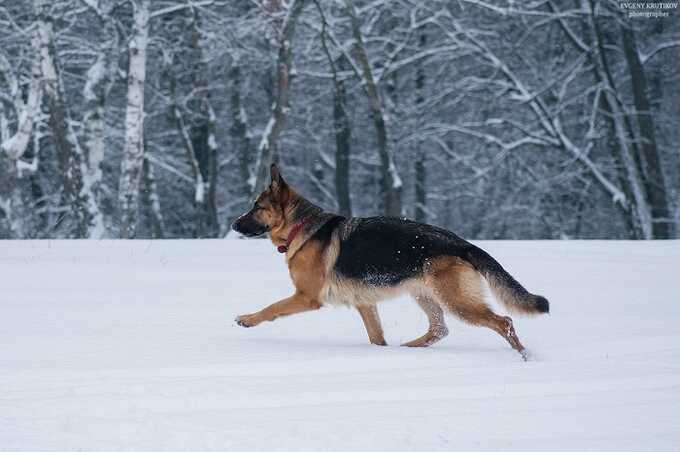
[232,164,549,360]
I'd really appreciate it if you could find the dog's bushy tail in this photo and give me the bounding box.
[464,245,549,315]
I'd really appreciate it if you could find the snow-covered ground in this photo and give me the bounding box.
[1,240,678,451]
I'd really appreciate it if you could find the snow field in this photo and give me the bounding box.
[1,240,679,451]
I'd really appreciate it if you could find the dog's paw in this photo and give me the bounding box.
[235,314,259,328]
[519,348,534,362]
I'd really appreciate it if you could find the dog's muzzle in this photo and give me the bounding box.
[232,214,268,237]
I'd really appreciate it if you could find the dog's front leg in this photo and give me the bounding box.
[235,293,321,328]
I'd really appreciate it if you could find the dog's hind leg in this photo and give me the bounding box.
[402,295,448,347]
[428,257,528,359]
[356,304,387,346]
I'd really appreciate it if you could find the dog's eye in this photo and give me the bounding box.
[253,203,263,211]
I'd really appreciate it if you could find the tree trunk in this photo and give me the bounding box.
[142,156,164,239]
[577,6,638,237]
[620,24,671,238]
[36,0,97,238]
[81,55,108,237]
[81,19,118,238]
[229,64,253,213]
[206,101,219,235]
[0,32,42,239]
[316,2,352,217]
[170,71,206,238]
[587,0,653,239]
[2,163,23,238]
[193,15,219,237]
[333,64,352,218]
[414,33,426,223]
[344,0,402,216]
[118,0,150,238]
[250,0,307,199]
[0,33,42,161]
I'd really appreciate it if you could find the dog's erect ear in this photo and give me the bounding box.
[269,163,287,193]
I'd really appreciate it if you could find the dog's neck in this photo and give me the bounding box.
[270,195,323,248]
[269,195,336,260]
[289,195,324,223]
[277,218,308,253]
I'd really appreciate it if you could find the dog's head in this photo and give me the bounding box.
[231,164,291,237]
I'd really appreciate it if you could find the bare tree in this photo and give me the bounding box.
[229,64,253,214]
[344,0,402,216]
[142,155,164,238]
[620,22,672,238]
[250,0,307,199]
[315,0,352,217]
[414,32,426,223]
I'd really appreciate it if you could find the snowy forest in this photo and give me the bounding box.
[0,0,678,239]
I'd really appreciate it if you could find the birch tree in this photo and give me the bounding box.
[79,0,122,237]
[118,0,150,238]
[0,34,42,237]
[35,0,101,238]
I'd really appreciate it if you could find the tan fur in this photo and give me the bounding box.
[356,305,387,346]
[424,256,526,356]
[235,240,324,327]
[402,295,448,347]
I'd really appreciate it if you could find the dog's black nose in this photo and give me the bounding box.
[231,221,239,232]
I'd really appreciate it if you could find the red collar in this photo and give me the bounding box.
[277,218,308,253]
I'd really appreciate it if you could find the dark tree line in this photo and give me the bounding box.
[1,0,678,239]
